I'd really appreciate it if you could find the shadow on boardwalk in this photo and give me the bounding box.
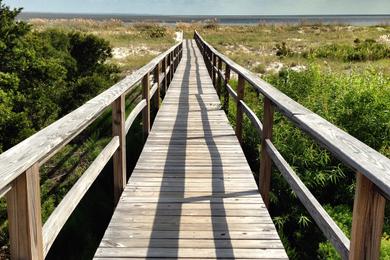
[147,39,234,258]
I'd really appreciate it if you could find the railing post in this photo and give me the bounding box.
[217,58,222,98]
[142,73,151,140]
[235,75,245,143]
[259,97,274,208]
[170,52,174,82]
[223,65,231,112]
[6,163,43,260]
[212,54,217,87]
[349,173,385,260]
[162,56,167,94]
[209,51,213,78]
[112,94,126,204]
[154,64,160,109]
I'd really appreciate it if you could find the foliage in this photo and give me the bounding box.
[0,1,119,153]
[0,2,119,256]
[275,41,292,57]
[312,39,390,62]
[225,65,390,259]
[133,22,167,38]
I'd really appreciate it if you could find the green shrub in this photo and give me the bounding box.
[275,41,292,57]
[227,66,390,259]
[312,39,390,61]
[133,22,167,38]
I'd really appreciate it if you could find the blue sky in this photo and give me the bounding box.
[4,0,390,15]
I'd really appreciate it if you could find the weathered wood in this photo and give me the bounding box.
[112,95,126,204]
[0,184,11,199]
[217,58,222,97]
[212,54,217,86]
[95,40,287,260]
[223,65,231,112]
[43,137,119,256]
[142,73,151,139]
[241,100,263,136]
[235,75,245,143]
[154,64,160,109]
[125,99,147,134]
[170,52,174,82]
[95,247,288,259]
[266,140,350,259]
[150,82,158,99]
[6,163,43,260]
[259,97,274,208]
[0,41,182,194]
[349,173,385,260]
[162,57,167,93]
[194,31,390,199]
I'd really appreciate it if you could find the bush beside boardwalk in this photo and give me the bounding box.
[1,4,390,258]
[197,25,390,259]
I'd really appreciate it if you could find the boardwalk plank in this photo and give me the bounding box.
[94,40,287,259]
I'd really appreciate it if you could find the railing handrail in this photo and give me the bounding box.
[194,31,390,198]
[194,31,389,259]
[0,41,182,194]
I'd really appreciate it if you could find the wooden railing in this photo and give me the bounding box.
[0,41,183,259]
[194,31,390,260]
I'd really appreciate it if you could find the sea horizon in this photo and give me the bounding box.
[18,12,390,26]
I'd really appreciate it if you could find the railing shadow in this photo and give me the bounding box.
[192,40,235,259]
[146,39,191,257]
[146,39,236,258]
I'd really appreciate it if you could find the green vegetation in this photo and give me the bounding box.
[222,66,389,259]
[1,3,390,259]
[0,2,121,258]
[29,19,176,74]
[200,25,390,259]
[0,2,119,153]
[0,3,171,259]
[312,39,390,62]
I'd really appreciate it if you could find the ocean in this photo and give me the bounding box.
[18,13,390,26]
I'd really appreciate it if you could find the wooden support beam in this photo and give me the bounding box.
[154,64,160,109]
[235,75,245,143]
[212,54,217,87]
[217,58,222,97]
[112,94,127,204]
[349,173,385,260]
[142,73,151,140]
[223,65,231,113]
[259,97,274,208]
[170,52,174,82]
[6,163,43,260]
[162,57,167,94]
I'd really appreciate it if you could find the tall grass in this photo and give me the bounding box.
[224,66,389,259]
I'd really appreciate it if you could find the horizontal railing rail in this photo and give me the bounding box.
[194,31,390,260]
[0,41,183,259]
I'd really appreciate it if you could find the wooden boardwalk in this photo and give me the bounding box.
[94,40,288,259]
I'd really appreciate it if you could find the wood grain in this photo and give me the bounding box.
[194,31,390,198]
[125,99,147,134]
[349,173,385,260]
[6,164,43,260]
[259,98,274,208]
[266,139,349,259]
[223,65,231,112]
[235,75,246,144]
[94,40,287,260]
[0,42,182,193]
[42,137,119,256]
[142,73,151,140]
[112,95,126,204]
